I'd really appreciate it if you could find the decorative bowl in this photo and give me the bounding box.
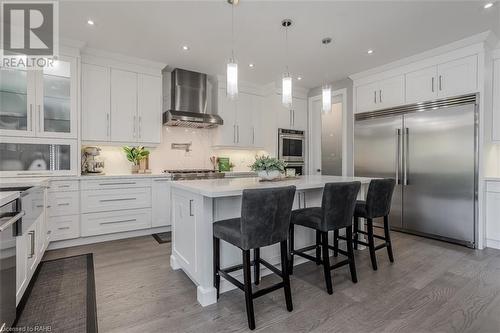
[257,170,281,181]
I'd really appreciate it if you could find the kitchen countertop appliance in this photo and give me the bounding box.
[163,169,225,181]
[354,94,478,248]
[82,146,104,174]
[278,128,305,176]
[0,193,23,329]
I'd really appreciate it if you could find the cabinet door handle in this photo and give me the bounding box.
[29,104,33,131]
[189,199,194,216]
[292,110,295,127]
[98,182,136,186]
[289,109,292,127]
[379,90,382,103]
[57,202,70,206]
[233,124,236,143]
[99,197,136,203]
[303,192,306,208]
[138,116,142,139]
[57,185,70,188]
[106,113,110,137]
[374,91,377,104]
[439,75,442,91]
[252,126,255,145]
[133,115,137,138]
[38,105,42,132]
[431,77,435,92]
[100,218,136,225]
[28,230,35,258]
[237,125,240,143]
[57,227,70,230]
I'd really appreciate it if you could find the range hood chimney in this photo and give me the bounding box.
[163,68,223,128]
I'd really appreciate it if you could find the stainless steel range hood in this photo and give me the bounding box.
[163,68,223,128]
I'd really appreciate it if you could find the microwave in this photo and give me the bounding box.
[278,129,305,162]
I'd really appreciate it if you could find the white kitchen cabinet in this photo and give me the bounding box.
[213,89,264,148]
[16,232,28,304]
[486,181,500,249]
[138,74,162,144]
[405,66,438,104]
[1,56,78,139]
[277,97,307,130]
[81,187,151,213]
[82,63,111,141]
[49,215,80,241]
[437,55,477,98]
[81,208,152,237]
[492,58,500,142]
[152,178,171,227]
[355,75,404,113]
[111,69,138,142]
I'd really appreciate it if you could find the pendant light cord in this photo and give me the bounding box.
[285,25,289,74]
[231,3,235,60]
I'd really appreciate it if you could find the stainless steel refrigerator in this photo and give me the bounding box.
[354,94,478,248]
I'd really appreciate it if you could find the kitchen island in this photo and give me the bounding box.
[169,175,373,306]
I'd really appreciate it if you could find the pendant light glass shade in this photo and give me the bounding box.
[282,73,292,107]
[322,85,331,113]
[226,60,238,99]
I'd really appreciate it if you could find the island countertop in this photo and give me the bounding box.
[171,175,373,197]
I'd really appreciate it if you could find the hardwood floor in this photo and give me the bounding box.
[43,231,500,333]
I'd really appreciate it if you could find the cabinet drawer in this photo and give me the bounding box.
[49,215,80,241]
[48,191,79,216]
[81,208,151,237]
[49,180,79,192]
[81,178,151,190]
[487,181,500,193]
[81,187,151,213]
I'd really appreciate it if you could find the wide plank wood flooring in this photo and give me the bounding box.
[43,231,500,333]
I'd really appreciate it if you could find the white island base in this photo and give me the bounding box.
[169,176,372,306]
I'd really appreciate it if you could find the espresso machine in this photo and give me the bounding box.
[82,146,105,174]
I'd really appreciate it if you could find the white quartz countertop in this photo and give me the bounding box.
[171,175,374,198]
[0,191,20,206]
[0,177,49,189]
[78,173,171,180]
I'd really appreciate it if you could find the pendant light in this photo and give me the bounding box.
[281,19,293,107]
[321,37,332,113]
[226,0,238,99]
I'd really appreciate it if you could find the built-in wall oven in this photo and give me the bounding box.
[278,129,305,175]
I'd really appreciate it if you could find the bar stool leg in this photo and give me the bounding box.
[254,248,260,285]
[345,227,358,283]
[243,250,256,330]
[288,224,295,274]
[353,216,359,250]
[321,231,333,294]
[213,236,220,299]
[367,219,378,271]
[333,230,339,257]
[315,230,322,265]
[384,215,395,263]
[280,241,293,312]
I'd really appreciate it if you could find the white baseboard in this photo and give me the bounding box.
[47,226,171,250]
[486,238,500,249]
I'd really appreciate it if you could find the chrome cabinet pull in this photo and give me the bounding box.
[289,109,292,127]
[106,113,110,137]
[138,116,142,139]
[57,226,70,230]
[38,105,42,132]
[395,129,401,185]
[237,125,240,143]
[189,199,194,216]
[403,127,409,186]
[98,182,136,186]
[28,230,35,258]
[100,218,136,225]
[57,185,70,188]
[29,104,33,131]
[252,126,255,145]
[379,90,382,103]
[303,192,306,208]
[233,124,236,143]
[133,115,137,138]
[374,91,377,104]
[439,75,442,91]
[57,202,70,206]
[0,211,24,232]
[292,110,295,127]
[431,77,435,92]
[99,197,136,203]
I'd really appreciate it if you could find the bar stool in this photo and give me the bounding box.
[348,178,396,271]
[213,186,296,330]
[289,182,361,295]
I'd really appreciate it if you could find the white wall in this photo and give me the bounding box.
[92,126,267,174]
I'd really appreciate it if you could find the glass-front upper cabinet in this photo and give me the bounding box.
[0,55,77,138]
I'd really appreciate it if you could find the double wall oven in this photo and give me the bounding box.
[278,128,305,175]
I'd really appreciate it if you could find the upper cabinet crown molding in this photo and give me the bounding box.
[81,47,166,76]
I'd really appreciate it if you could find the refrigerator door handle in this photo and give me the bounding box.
[396,128,401,185]
[403,127,409,185]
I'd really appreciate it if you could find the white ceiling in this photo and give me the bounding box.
[60,1,500,89]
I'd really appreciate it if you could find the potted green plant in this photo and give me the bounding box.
[250,155,287,180]
[122,146,150,173]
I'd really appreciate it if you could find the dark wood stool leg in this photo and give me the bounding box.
[384,215,395,263]
[353,216,359,250]
[321,231,333,294]
[333,230,339,257]
[213,236,220,299]
[288,224,295,274]
[280,241,293,312]
[315,230,322,265]
[254,248,260,285]
[345,227,358,283]
[243,250,256,330]
[367,219,378,271]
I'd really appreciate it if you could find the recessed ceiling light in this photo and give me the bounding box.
[484,2,494,9]
[182,45,189,51]
[367,49,374,54]
[87,19,94,26]
[249,63,255,68]
[297,76,302,81]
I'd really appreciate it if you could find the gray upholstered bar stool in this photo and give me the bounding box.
[346,178,396,271]
[213,186,296,330]
[289,182,361,295]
